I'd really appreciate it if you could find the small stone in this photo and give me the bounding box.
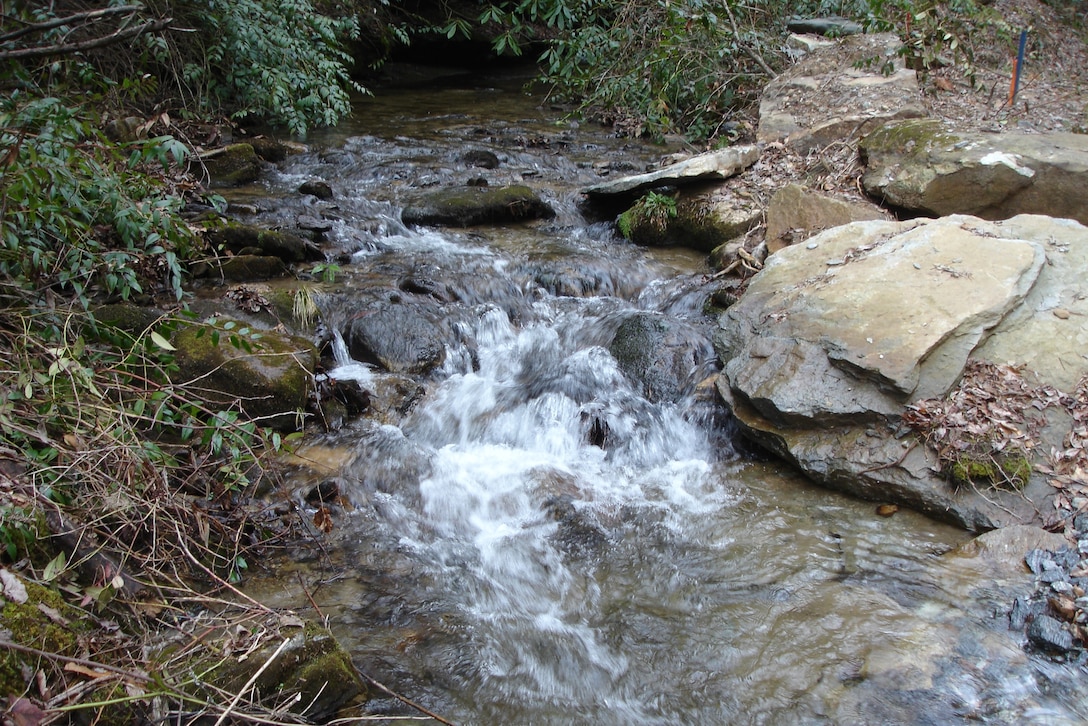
[1052,580,1074,595]
[806,242,819,250]
[1053,308,1071,320]
[299,180,334,200]
[1027,614,1075,653]
[298,214,332,233]
[1026,549,1051,574]
[876,503,898,517]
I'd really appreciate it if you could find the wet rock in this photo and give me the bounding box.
[764,183,886,253]
[402,185,555,227]
[171,318,318,431]
[583,146,760,198]
[463,149,500,169]
[860,119,1088,225]
[198,254,290,281]
[1027,614,1075,653]
[306,479,341,505]
[199,617,368,720]
[345,299,450,374]
[206,221,324,264]
[758,33,925,153]
[200,143,263,186]
[298,214,333,234]
[248,136,303,163]
[610,312,713,403]
[299,179,335,200]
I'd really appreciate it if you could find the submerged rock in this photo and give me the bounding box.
[609,312,713,403]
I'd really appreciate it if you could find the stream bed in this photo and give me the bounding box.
[236,67,1088,724]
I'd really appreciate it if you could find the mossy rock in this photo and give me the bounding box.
[198,619,368,721]
[205,221,323,263]
[948,452,1032,490]
[171,318,318,431]
[201,143,263,187]
[859,118,958,158]
[205,254,292,282]
[0,575,89,696]
[402,185,555,227]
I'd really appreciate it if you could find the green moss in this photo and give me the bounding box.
[861,118,958,157]
[0,578,88,695]
[948,451,1031,490]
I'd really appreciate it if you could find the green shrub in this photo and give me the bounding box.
[0,94,193,306]
[172,0,363,135]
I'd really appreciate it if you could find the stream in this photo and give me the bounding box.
[234,66,1088,724]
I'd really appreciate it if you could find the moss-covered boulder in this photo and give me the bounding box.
[171,318,318,431]
[206,221,323,263]
[402,185,555,227]
[200,143,263,187]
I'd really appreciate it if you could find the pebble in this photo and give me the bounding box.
[1052,580,1074,594]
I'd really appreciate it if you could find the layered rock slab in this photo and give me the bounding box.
[715,214,1088,530]
[757,33,925,153]
[861,119,1088,225]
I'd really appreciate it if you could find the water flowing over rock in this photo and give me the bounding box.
[715,214,1088,530]
[757,33,925,153]
[861,118,1088,224]
[582,146,761,198]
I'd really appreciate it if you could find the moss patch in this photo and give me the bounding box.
[0,577,88,695]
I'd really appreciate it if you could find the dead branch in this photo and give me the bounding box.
[0,17,172,61]
[0,5,143,44]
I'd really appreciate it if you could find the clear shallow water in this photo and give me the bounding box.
[242,67,1088,724]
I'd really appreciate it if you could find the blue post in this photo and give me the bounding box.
[1012,30,1027,105]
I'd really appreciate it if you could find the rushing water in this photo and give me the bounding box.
[238,67,1088,724]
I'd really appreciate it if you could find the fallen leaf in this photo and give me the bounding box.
[0,569,28,604]
[6,697,45,726]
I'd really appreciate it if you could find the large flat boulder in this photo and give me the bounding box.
[757,33,926,153]
[582,146,760,198]
[861,119,1088,225]
[715,214,1088,530]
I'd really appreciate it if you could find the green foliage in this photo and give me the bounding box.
[0,94,192,307]
[492,0,788,141]
[173,0,364,135]
[617,191,677,240]
[861,0,1007,82]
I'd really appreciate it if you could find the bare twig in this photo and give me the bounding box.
[213,637,292,726]
[0,18,172,61]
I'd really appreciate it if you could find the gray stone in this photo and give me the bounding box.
[758,33,925,153]
[609,312,714,403]
[1026,614,1075,653]
[583,146,760,198]
[715,214,1088,530]
[345,299,450,375]
[861,119,1088,225]
[787,17,864,37]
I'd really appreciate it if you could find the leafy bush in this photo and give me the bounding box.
[0,94,192,307]
[170,0,363,135]
[476,0,789,141]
